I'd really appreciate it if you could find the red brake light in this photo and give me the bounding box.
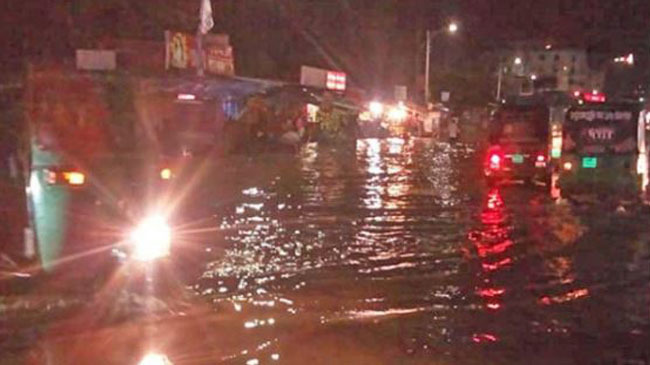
[536,154,545,162]
[490,154,501,165]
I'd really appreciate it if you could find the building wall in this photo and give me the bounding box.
[500,47,604,97]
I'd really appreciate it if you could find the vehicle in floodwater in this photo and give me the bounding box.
[558,103,649,203]
[484,105,551,185]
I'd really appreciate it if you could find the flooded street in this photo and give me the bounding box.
[3,139,650,364]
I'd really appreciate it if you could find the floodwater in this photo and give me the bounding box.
[2,139,649,364]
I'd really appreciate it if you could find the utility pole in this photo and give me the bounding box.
[424,30,431,103]
[496,62,503,101]
[197,29,205,77]
[197,0,214,77]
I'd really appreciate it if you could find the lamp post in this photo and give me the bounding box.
[424,22,458,103]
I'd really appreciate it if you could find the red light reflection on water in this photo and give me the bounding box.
[476,240,513,258]
[478,288,505,297]
[467,188,514,313]
[539,288,589,305]
[472,333,499,343]
[482,257,513,272]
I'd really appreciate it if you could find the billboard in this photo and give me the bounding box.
[76,50,116,71]
[300,66,346,91]
[165,31,235,76]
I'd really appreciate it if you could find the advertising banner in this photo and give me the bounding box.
[165,31,235,76]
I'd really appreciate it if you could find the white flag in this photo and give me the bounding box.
[199,0,214,34]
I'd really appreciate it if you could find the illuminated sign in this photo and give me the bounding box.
[301,66,347,91]
[326,71,346,91]
[568,110,632,122]
[583,92,606,103]
[582,157,598,168]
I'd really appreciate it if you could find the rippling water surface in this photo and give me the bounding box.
[189,139,649,364]
[7,139,649,365]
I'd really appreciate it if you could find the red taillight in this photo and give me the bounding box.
[489,154,501,169]
[536,154,545,162]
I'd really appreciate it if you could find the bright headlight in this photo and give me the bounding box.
[130,215,171,262]
[139,353,173,365]
[387,106,407,122]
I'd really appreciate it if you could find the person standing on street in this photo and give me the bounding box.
[449,117,460,142]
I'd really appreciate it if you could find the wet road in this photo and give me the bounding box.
[4,139,650,364]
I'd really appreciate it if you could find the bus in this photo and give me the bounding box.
[558,103,648,203]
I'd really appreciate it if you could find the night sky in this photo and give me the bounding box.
[1,0,649,90]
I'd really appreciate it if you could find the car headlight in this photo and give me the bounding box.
[130,215,171,262]
[139,353,173,365]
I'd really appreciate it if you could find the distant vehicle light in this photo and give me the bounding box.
[387,106,407,122]
[583,92,606,103]
[139,353,173,365]
[45,169,86,186]
[490,154,501,165]
[63,172,85,185]
[369,101,384,117]
[130,214,172,262]
[177,93,196,101]
[536,155,545,162]
[160,168,172,180]
[563,162,573,171]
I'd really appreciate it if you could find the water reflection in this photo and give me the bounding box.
[467,188,512,314]
[15,140,650,364]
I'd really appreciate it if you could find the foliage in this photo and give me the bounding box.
[103,75,137,151]
[428,64,495,107]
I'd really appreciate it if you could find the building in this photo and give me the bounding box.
[498,43,605,99]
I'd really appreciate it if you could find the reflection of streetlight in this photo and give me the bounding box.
[424,22,460,102]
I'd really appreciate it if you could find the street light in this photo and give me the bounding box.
[613,53,634,66]
[514,57,522,65]
[424,22,459,102]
